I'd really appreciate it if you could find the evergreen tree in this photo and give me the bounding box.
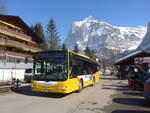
[31,22,48,50]
[90,49,96,57]
[30,25,34,31]
[84,46,95,57]
[62,43,67,50]
[74,43,79,53]
[47,18,60,50]
[84,46,91,56]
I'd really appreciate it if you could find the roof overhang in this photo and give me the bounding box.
[114,50,147,65]
[0,15,43,43]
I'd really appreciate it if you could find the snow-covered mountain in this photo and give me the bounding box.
[64,16,147,58]
[137,22,150,49]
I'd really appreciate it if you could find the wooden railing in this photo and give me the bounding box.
[7,51,33,58]
[0,38,5,44]
[0,38,41,52]
[0,50,33,58]
[0,25,34,43]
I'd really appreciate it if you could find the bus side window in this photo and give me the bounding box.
[83,62,91,75]
[78,61,84,75]
[70,59,79,78]
[91,64,98,74]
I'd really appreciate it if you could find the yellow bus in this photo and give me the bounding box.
[31,50,100,93]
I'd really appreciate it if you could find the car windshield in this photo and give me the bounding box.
[33,58,68,81]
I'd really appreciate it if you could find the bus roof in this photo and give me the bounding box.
[68,50,97,63]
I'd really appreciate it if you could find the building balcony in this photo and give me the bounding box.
[0,38,5,45]
[0,50,33,58]
[0,38,41,52]
[0,25,35,44]
[7,51,33,58]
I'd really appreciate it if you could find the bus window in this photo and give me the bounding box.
[91,64,98,74]
[70,59,93,78]
[34,61,44,75]
[70,59,79,78]
[82,62,92,75]
[33,59,68,81]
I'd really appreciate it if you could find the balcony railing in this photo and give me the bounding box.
[0,25,35,43]
[0,38,5,44]
[0,38,41,52]
[7,51,33,58]
[0,50,33,58]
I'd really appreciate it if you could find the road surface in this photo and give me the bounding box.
[0,75,150,113]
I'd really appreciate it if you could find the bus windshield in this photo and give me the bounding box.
[33,58,68,81]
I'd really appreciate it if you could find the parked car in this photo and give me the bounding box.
[127,66,150,89]
[24,68,33,83]
[144,77,150,101]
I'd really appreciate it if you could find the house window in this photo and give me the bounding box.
[0,34,2,38]
[0,55,3,62]
[0,46,6,51]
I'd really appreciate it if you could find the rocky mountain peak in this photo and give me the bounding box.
[64,17,147,59]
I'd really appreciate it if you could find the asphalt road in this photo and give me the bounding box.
[103,78,150,113]
[0,75,150,113]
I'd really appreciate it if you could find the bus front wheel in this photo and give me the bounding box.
[91,77,95,86]
[78,80,83,92]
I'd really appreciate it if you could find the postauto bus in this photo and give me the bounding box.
[31,50,100,93]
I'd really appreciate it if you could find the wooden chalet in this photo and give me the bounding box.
[114,46,150,78]
[0,15,42,63]
[0,15,42,83]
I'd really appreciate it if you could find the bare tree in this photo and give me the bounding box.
[0,0,6,14]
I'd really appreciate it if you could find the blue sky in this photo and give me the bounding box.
[4,0,150,42]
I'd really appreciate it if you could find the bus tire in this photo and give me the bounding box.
[78,79,83,92]
[91,77,95,86]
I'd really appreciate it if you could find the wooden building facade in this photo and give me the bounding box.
[0,15,42,83]
[114,48,150,78]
